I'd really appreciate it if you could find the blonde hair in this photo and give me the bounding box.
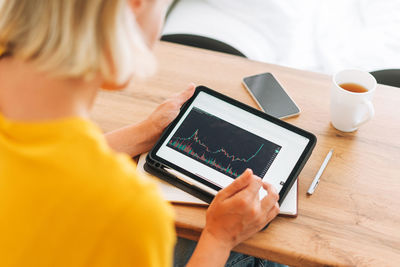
[0,0,155,85]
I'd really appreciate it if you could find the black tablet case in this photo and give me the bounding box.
[144,157,214,204]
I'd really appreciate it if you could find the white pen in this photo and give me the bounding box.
[307,149,334,195]
[164,168,218,196]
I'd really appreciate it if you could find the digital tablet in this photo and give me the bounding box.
[147,86,316,204]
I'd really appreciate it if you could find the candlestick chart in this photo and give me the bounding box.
[167,107,281,179]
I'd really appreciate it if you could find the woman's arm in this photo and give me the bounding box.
[186,230,231,267]
[105,119,159,157]
[105,84,195,156]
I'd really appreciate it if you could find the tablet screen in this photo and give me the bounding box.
[155,90,310,194]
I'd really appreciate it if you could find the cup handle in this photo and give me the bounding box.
[354,99,374,128]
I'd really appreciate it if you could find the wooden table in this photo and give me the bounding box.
[91,42,400,267]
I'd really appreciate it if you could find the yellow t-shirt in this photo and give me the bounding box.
[0,114,175,267]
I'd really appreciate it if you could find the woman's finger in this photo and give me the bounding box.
[234,174,263,201]
[264,202,280,223]
[175,83,195,106]
[260,182,279,211]
[215,169,253,201]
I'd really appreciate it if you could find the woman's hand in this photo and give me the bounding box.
[187,169,280,267]
[105,83,195,157]
[147,83,195,135]
[205,169,280,248]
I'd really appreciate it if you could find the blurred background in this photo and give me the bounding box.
[161,0,400,87]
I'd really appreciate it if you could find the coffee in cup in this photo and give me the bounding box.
[330,69,376,132]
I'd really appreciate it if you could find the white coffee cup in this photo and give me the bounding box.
[330,69,376,132]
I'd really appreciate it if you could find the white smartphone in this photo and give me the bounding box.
[242,73,300,119]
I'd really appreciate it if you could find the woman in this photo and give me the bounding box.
[0,0,281,266]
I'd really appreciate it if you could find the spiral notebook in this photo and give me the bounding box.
[137,153,297,217]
